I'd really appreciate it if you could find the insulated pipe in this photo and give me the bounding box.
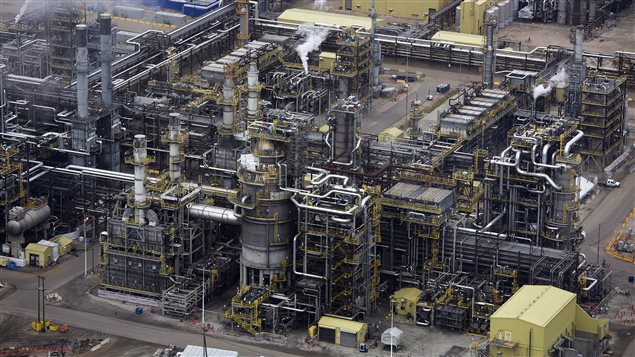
[293,233,328,281]
[168,113,182,182]
[564,130,584,156]
[246,63,259,120]
[100,13,113,110]
[6,204,51,235]
[541,143,553,164]
[582,277,598,291]
[516,161,562,190]
[187,203,241,225]
[133,134,148,224]
[76,25,88,120]
[532,144,564,169]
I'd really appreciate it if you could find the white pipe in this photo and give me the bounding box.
[577,252,586,269]
[187,203,241,225]
[564,130,584,156]
[582,277,598,292]
[516,160,562,190]
[541,143,553,164]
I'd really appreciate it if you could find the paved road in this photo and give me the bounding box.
[579,163,635,274]
[0,247,304,357]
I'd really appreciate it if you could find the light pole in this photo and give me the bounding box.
[390,298,394,357]
[83,216,88,276]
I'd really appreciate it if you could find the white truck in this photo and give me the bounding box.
[605,178,620,188]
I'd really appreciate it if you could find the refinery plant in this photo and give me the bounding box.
[0,0,634,356]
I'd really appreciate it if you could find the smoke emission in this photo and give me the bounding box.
[296,24,330,74]
[313,0,328,10]
[532,66,568,100]
[15,0,33,23]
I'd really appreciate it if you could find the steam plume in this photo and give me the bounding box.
[532,66,568,100]
[15,0,32,23]
[313,0,328,10]
[296,24,330,74]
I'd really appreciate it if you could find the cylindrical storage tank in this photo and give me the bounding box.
[7,205,51,235]
[497,3,506,28]
[504,0,512,25]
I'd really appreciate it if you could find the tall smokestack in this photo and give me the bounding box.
[482,17,496,89]
[574,26,584,63]
[370,0,381,90]
[237,0,249,47]
[76,24,88,120]
[133,134,148,225]
[100,13,113,110]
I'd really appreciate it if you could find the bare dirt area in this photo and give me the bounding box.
[0,313,160,357]
[497,7,635,54]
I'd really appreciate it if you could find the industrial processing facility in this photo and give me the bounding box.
[0,0,634,356]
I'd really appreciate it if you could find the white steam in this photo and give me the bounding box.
[296,24,330,74]
[15,0,32,23]
[532,66,568,100]
[313,0,328,10]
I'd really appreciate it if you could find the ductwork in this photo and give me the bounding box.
[187,203,241,225]
[7,204,51,235]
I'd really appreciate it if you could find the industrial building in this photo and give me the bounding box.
[0,0,631,355]
[490,285,609,356]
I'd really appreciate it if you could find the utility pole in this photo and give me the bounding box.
[390,299,394,357]
[597,223,601,264]
[83,216,88,276]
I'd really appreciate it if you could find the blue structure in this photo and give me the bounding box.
[141,0,224,16]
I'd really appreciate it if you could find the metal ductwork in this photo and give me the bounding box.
[187,203,241,225]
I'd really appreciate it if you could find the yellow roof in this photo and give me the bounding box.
[25,243,52,254]
[319,316,367,333]
[392,287,421,303]
[431,31,485,47]
[278,8,384,30]
[319,51,336,59]
[51,235,73,246]
[491,285,576,327]
[379,127,404,137]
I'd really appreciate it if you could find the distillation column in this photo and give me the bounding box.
[71,24,96,167]
[329,97,362,167]
[566,26,586,118]
[132,134,149,225]
[246,63,260,121]
[99,13,121,171]
[236,0,249,47]
[482,17,496,90]
[370,0,381,93]
[167,113,183,182]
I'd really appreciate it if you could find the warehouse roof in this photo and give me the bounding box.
[278,8,384,30]
[319,316,367,333]
[384,182,453,204]
[491,285,576,327]
[431,31,485,47]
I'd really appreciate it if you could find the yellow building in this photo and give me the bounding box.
[318,316,368,347]
[391,287,421,317]
[278,8,385,30]
[378,127,404,142]
[25,243,52,268]
[490,285,609,357]
[344,0,452,20]
[50,235,74,256]
[459,0,498,35]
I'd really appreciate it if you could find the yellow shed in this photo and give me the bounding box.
[25,243,52,268]
[319,51,336,71]
[391,287,421,318]
[490,285,609,357]
[318,316,368,347]
[50,235,73,256]
[278,8,384,30]
[378,127,404,142]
